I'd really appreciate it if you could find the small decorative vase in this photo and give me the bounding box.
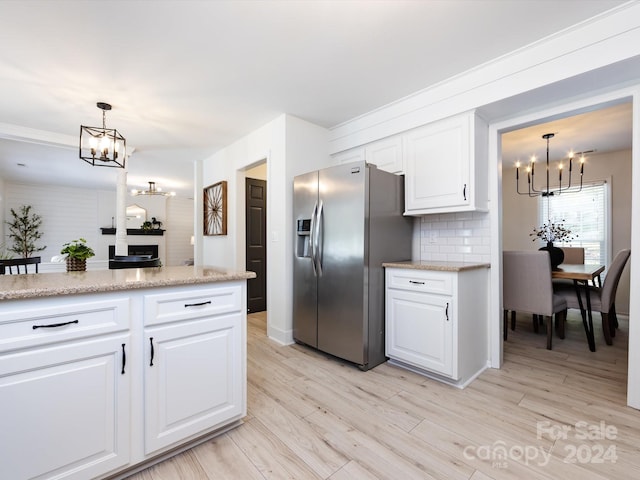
[66,257,87,272]
[539,242,564,270]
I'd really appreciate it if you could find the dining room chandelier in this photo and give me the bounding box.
[515,133,585,197]
[131,181,176,197]
[79,102,126,168]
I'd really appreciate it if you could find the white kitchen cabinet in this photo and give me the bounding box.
[332,136,403,174]
[404,111,488,215]
[364,135,403,173]
[332,147,365,165]
[385,266,488,387]
[386,288,453,376]
[0,274,250,479]
[143,285,245,455]
[0,297,131,480]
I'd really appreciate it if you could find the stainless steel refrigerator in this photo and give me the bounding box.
[293,161,413,370]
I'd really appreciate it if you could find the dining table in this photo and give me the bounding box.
[552,263,605,352]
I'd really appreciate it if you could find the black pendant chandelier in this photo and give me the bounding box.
[516,133,586,197]
[79,102,126,168]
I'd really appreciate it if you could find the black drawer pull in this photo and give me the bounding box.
[445,303,449,321]
[121,344,126,375]
[33,319,79,330]
[409,280,425,285]
[184,300,212,308]
[150,337,155,367]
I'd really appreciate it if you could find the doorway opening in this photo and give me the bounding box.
[497,99,633,402]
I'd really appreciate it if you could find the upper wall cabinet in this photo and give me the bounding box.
[332,146,365,165]
[404,111,488,215]
[364,136,403,174]
[332,135,403,174]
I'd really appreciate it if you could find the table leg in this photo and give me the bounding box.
[573,279,596,352]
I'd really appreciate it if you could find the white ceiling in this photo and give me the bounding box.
[0,0,629,197]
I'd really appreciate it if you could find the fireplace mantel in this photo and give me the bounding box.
[100,228,164,236]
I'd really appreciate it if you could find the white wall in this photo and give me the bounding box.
[200,114,329,344]
[3,182,193,268]
[0,177,5,250]
[165,195,195,266]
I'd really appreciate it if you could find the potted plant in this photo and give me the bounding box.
[530,220,578,269]
[60,238,95,272]
[5,205,46,258]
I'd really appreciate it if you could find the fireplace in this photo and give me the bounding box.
[109,245,159,259]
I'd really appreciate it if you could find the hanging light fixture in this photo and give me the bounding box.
[79,102,126,168]
[515,133,586,197]
[131,181,176,197]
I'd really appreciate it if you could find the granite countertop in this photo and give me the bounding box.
[382,260,490,272]
[0,266,256,301]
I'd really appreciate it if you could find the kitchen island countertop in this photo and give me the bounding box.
[0,265,256,300]
[383,260,490,272]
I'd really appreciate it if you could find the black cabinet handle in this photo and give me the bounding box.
[184,300,212,308]
[445,303,449,321]
[33,319,79,330]
[121,343,126,375]
[150,337,155,367]
[463,184,467,201]
[409,280,425,285]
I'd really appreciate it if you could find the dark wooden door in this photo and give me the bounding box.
[246,178,267,313]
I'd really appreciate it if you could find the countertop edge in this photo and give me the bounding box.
[0,268,256,301]
[382,261,491,272]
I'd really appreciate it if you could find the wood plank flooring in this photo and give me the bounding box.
[128,310,640,479]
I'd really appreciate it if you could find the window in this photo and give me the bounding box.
[539,181,610,265]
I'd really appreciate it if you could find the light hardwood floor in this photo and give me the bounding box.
[128,310,640,479]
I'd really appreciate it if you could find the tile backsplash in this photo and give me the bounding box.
[418,211,491,263]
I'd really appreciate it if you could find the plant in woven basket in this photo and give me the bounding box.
[60,238,95,272]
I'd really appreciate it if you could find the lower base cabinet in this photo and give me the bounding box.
[0,333,131,480]
[385,266,488,388]
[386,289,453,376]
[144,314,244,454]
[0,280,247,480]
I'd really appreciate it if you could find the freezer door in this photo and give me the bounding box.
[293,170,319,347]
[317,162,367,365]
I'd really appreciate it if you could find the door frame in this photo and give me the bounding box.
[488,85,640,407]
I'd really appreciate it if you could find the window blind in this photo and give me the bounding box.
[539,181,609,265]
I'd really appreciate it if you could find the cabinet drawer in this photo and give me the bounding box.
[386,269,453,295]
[0,298,130,353]
[144,285,242,326]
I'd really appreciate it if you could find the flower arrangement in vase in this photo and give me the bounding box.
[530,220,577,269]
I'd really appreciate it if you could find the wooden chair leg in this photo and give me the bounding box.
[555,309,566,339]
[510,310,516,331]
[610,304,618,337]
[503,310,508,341]
[532,314,539,334]
[545,315,553,350]
[601,312,613,346]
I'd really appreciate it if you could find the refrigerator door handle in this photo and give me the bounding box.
[315,200,324,276]
[310,202,318,276]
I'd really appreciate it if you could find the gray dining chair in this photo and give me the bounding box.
[554,249,630,346]
[503,251,567,350]
[561,247,585,265]
[553,247,587,290]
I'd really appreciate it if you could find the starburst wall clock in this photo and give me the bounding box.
[203,180,227,236]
